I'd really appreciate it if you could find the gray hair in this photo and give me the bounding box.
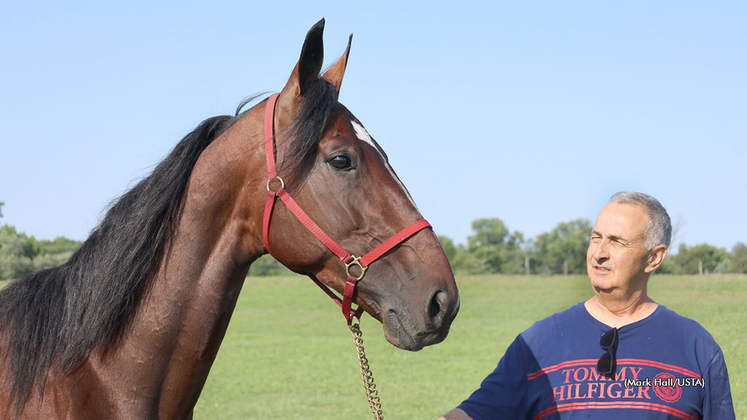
[609,192,672,250]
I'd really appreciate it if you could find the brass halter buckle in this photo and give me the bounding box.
[266,176,285,193]
[345,255,368,281]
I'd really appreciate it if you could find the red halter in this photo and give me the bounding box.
[261,93,432,324]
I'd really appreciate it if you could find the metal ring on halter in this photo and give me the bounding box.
[266,176,285,193]
[345,255,368,281]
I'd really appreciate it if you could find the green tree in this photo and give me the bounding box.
[533,219,592,275]
[452,243,489,275]
[464,218,526,274]
[38,236,81,255]
[0,225,37,279]
[731,242,747,274]
[247,254,293,276]
[437,235,457,264]
[670,243,728,275]
[32,236,82,271]
[656,255,677,274]
[0,225,83,280]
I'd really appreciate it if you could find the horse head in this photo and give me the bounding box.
[255,19,459,350]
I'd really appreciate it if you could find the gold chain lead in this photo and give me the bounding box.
[350,322,384,420]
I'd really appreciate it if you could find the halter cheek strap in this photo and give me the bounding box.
[261,93,432,324]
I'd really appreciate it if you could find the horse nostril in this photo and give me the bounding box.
[428,290,445,322]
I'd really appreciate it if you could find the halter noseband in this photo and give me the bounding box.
[261,93,432,324]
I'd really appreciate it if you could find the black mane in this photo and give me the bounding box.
[0,80,337,415]
[280,79,338,187]
[238,80,338,189]
[0,115,233,414]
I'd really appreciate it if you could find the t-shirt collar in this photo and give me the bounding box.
[576,301,666,334]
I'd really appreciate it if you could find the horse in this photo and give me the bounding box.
[0,19,460,419]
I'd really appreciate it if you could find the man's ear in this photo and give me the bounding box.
[645,245,667,273]
[322,34,352,93]
[280,18,325,98]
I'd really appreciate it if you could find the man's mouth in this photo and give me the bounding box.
[594,265,611,272]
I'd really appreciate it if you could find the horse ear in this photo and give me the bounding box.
[282,18,325,97]
[322,34,352,93]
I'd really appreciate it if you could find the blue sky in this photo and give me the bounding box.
[1,1,745,251]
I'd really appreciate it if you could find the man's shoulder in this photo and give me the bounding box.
[655,305,720,347]
[519,302,585,345]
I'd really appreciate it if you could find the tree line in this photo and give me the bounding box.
[1,218,745,280]
[0,225,81,280]
[436,218,747,276]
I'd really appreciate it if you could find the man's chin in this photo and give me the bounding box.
[589,276,617,292]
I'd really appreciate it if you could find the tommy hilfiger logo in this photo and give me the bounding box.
[549,365,650,401]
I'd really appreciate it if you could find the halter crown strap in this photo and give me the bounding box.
[261,93,431,324]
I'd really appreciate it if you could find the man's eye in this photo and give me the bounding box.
[329,155,352,170]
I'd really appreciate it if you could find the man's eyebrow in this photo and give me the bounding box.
[590,231,632,244]
[608,234,632,244]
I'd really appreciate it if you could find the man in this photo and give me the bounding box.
[439,192,735,420]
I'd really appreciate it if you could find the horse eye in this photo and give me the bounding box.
[328,155,352,170]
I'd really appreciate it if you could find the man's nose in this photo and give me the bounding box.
[592,240,610,261]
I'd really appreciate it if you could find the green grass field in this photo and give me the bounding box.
[191,274,747,419]
[1,276,745,419]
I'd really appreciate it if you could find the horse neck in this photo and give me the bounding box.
[88,108,269,419]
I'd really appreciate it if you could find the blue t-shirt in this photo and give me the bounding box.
[458,303,735,420]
